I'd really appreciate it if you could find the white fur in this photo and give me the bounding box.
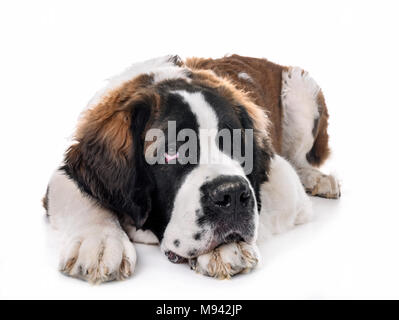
[281,66,340,198]
[161,91,259,258]
[281,67,320,166]
[48,170,136,283]
[257,155,313,242]
[123,224,159,245]
[87,55,189,110]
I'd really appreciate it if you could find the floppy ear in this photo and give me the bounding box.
[62,86,160,228]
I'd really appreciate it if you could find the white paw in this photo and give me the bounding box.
[59,228,136,284]
[189,242,259,279]
[299,168,341,199]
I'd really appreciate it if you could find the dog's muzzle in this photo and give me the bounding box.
[164,175,257,264]
[202,175,253,215]
[201,175,256,245]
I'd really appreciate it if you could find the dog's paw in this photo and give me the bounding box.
[306,173,341,199]
[189,242,259,279]
[59,228,136,284]
[298,168,341,199]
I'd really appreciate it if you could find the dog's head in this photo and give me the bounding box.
[63,56,272,262]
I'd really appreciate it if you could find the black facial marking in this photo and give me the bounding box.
[201,90,271,213]
[193,232,202,241]
[236,105,271,212]
[142,90,200,239]
[173,239,180,247]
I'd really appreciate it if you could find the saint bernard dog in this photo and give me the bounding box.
[43,55,340,283]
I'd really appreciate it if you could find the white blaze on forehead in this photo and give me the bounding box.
[160,90,259,258]
[87,55,190,110]
[175,90,244,172]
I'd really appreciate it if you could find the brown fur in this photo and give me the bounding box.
[63,74,162,227]
[186,55,286,153]
[64,73,161,191]
[71,74,155,164]
[185,54,331,166]
[188,68,271,152]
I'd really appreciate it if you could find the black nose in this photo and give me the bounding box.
[204,176,252,213]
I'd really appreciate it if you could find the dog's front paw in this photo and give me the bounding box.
[189,242,259,279]
[59,228,136,284]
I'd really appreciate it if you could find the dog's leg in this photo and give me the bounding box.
[257,155,313,240]
[46,169,136,284]
[280,66,340,199]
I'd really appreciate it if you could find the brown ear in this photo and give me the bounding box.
[62,78,160,228]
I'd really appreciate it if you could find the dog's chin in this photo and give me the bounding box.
[164,232,248,264]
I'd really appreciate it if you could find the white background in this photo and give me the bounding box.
[1,0,398,299]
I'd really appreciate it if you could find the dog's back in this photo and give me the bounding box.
[185,54,330,167]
